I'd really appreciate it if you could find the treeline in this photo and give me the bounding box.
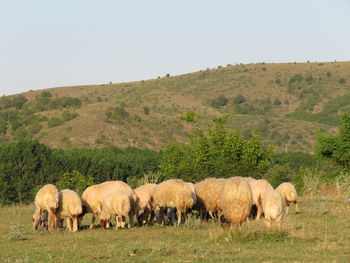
[2,113,350,205]
[0,140,160,204]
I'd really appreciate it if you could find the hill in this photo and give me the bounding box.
[1,61,350,152]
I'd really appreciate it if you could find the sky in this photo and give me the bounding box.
[1,0,350,96]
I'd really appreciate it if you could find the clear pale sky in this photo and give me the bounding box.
[1,0,349,96]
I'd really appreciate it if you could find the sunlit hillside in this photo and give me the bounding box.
[1,61,349,152]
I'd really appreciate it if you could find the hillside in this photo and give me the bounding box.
[1,61,350,152]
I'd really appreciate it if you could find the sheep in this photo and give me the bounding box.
[248,179,274,220]
[134,183,157,225]
[276,182,299,215]
[150,179,193,226]
[56,189,83,232]
[100,190,131,229]
[262,189,285,227]
[81,181,139,228]
[220,177,253,227]
[32,184,59,231]
[194,178,224,222]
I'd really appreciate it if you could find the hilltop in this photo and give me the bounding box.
[1,61,349,152]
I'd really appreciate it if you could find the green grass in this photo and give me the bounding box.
[1,191,350,262]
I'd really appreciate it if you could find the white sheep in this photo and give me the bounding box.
[81,181,139,228]
[151,179,193,226]
[56,189,83,232]
[248,179,274,220]
[220,177,253,227]
[32,184,59,231]
[276,182,299,215]
[262,189,285,227]
[99,190,131,229]
[134,183,157,225]
[195,178,224,221]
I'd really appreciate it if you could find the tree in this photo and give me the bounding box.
[316,113,350,168]
[56,170,94,195]
[159,117,274,181]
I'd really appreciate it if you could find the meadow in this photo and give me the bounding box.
[1,187,349,263]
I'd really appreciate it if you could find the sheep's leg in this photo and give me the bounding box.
[208,210,215,221]
[66,217,72,231]
[72,216,78,232]
[32,208,42,230]
[47,208,57,231]
[128,212,134,228]
[176,209,182,226]
[149,210,155,225]
[90,214,97,229]
[285,203,290,216]
[294,201,299,214]
[256,205,262,220]
[115,216,119,230]
[265,219,271,227]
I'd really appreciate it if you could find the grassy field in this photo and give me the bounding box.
[1,188,350,262]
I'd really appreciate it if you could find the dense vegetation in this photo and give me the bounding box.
[0,140,160,204]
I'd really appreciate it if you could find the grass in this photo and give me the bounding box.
[1,190,350,262]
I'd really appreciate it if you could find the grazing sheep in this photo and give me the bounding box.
[185,182,197,207]
[262,189,285,227]
[100,190,131,229]
[151,179,193,226]
[195,178,224,221]
[134,184,157,225]
[220,177,253,227]
[81,181,139,228]
[276,182,299,215]
[32,184,59,231]
[248,179,274,220]
[56,189,83,232]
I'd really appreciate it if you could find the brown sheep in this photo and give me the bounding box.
[276,182,299,215]
[195,178,224,221]
[134,184,157,225]
[56,189,83,232]
[100,190,131,229]
[262,189,285,227]
[81,181,139,228]
[220,177,253,227]
[32,184,59,231]
[248,179,274,220]
[151,179,193,226]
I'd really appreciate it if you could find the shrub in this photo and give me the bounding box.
[62,111,79,122]
[233,94,245,105]
[234,103,256,114]
[48,117,63,128]
[143,106,150,115]
[106,107,129,120]
[56,170,94,195]
[273,98,282,105]
[338,78,346,84]
[28,123,42,135]
[180,111,200,123]
[211,95,228,108]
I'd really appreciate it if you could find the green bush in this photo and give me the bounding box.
[62,111,79,122]
[56,170,94,195]
[233,94,246,105]
[160,117,274,181]
[48,117,63,128]
[180,111,199,123]
[211,95,228,108]
[143,106,150,115]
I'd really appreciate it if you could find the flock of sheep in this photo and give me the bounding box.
[32,177,298,232]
